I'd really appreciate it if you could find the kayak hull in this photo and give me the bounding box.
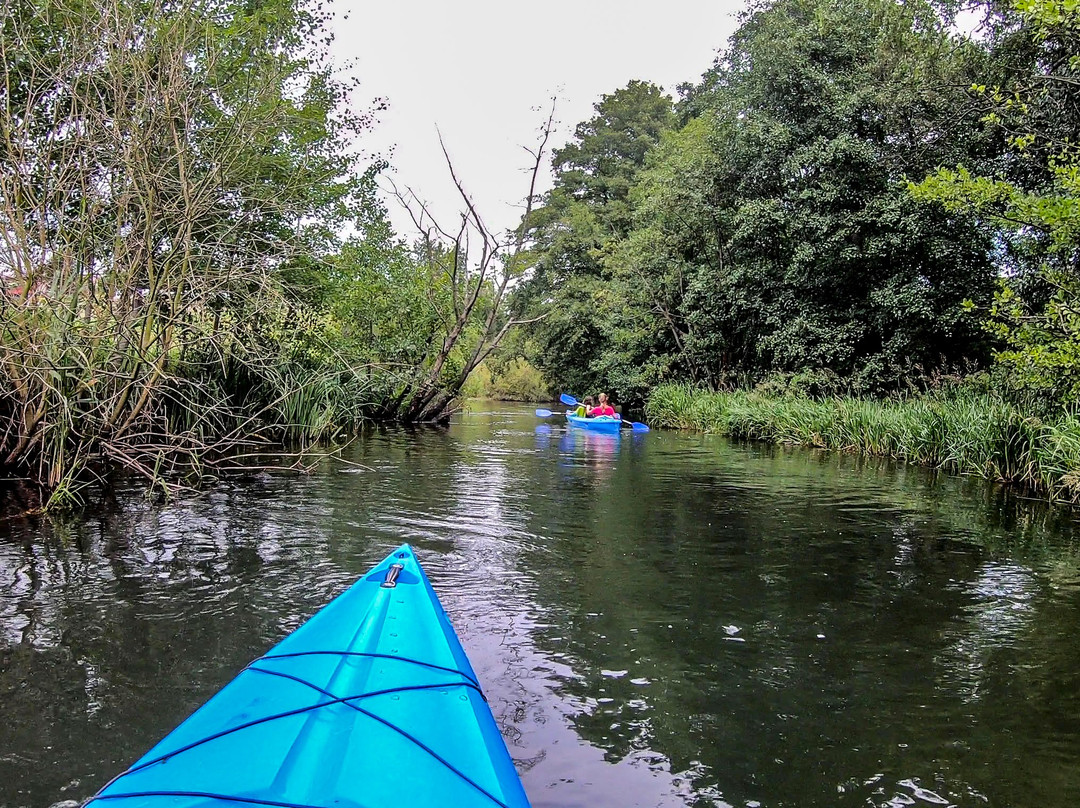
[89,545,531,808]
[566,413,622,433]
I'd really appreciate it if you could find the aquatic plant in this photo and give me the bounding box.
[646,384,1080,503]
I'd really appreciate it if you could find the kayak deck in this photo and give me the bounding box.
[88,545,530,808]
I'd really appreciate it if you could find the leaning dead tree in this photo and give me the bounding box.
[393,108,554,423]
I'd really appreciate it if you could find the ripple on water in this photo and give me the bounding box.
[4,404,1080,808]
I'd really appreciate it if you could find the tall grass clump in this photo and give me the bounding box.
[646,384,1080,503]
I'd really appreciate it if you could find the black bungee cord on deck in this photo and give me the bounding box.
[84,650,511,808]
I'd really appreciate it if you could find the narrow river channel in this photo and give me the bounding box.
[2,403,1080,807]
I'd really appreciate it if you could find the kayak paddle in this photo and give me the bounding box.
[535,408,554,418]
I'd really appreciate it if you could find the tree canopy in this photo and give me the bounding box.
[516,0,1003,403]
[913,0,1080,404]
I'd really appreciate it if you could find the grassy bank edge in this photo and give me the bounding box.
[645,383,1080,504]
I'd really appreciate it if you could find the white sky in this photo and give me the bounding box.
[331,1,745,238]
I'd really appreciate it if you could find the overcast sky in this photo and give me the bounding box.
[331,1,745,237]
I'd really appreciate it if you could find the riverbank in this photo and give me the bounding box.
[645,384,1080,503]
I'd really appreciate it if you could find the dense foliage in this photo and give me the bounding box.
[913,0,1080,406]
[512,80,676,401]
[0,0,519,506]
[515,0,1080,413]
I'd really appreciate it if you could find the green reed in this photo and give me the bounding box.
[646,384,1080,503]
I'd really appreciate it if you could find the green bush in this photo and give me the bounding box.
[460,363,495,399]
[492,358,550,402]
[754,369,847,399]
[462,358,551,402]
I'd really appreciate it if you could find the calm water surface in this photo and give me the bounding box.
[3,403,1080,807]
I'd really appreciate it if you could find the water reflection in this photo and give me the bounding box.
[937,561,1039,705]
[2,405,1080,808]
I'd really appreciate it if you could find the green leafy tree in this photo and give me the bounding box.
[516,81,676,400]
[912,0,1080,403]
[518,0,1002,402]
[549,79,677,235]
[714,0,994,389]
[614,0,998,393]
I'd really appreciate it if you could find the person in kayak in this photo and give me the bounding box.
[575,396,595,417]
[589,393,616,417]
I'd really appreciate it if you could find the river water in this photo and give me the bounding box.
[2,403,1080,808]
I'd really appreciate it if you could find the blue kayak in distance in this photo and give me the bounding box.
[87,544,531,808]
[565,413,622,433]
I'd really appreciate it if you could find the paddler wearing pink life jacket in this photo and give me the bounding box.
[589,392,616,417]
